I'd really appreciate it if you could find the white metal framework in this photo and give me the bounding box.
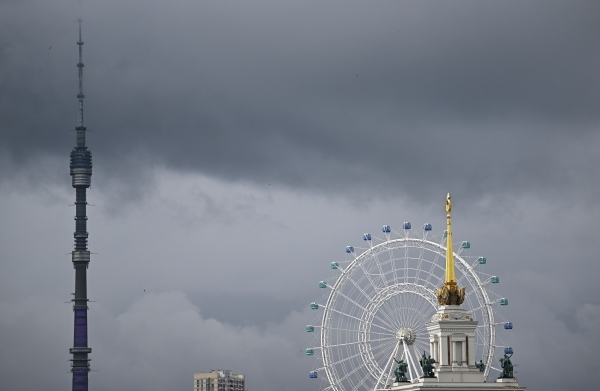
[307,226,510,391]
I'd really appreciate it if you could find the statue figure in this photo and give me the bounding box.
[475,360,485,372]
[499,354,514,378]
[393,358,409,382]
[419,351,436,378]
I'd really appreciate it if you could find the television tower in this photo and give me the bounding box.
[69,18,92,391]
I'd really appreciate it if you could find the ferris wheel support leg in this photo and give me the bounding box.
[411,345,425,378]
[373,342,400,391]
[383,345,400,389]
[403,343,420,383]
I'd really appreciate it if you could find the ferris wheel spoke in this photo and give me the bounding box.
[409,346,424,380]
[393,303,419,331]
[475,327,485,342]
[372,313,400,334]
[384,296,408,330]
[328,326,395,338]
[400,343,418,381]
[373,341,400,391]
[368,336,400,345]
[370,311,402,333]
[413,339,429,355]
[368,343,399,373]
[412,323,429,336]
[325,312,375,333]
[343,275,384,308]
[411,344,426,377]
[369,321,399,335]
[358,261,386,293]
[369,344,400,383]
[349,294,402,334]
[370,337,399,359]
[372,299,405,331]
[423,253,440,286]
[333,290,380,320]
[326,305,387,330]
[398,293,417,327]
[379,293,433,335]
[402,292,413,326]
[405,296,424,327]
[410,305,432,329]
[432,269,445,289]
[330,350,380,387]
[324,345,379,372]
[364,299,404,332]
[352,372,375,391]
[401,302,419,328]
[469,302,492,313]
[403,242,409,285]
[325,335,395,349]
[394,296,409,329]
[381,350,399,389]
[399,292,413,328]
[414,244,426,282]
[372,252,390,291]
[386,248,399,291]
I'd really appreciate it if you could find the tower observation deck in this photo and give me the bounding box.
[69,18,92,391]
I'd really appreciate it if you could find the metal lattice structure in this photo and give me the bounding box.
[306,225,511,391]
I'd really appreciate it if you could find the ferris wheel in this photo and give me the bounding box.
[306,223,513,391]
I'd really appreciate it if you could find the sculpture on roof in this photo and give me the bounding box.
[419,351,436,378]
[476,359,486,373]
[393,358,409,382]
[499,354,514,378]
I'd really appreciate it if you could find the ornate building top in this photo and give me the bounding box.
[436,193,466,306]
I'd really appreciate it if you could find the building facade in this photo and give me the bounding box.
[194,370,245,391]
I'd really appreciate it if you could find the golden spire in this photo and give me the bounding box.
[436,193,466,306]
[445,193,456,283]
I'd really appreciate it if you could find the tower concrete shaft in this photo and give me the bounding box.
[69,18,92,391]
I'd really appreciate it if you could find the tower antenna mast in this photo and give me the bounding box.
[69,17,93,391]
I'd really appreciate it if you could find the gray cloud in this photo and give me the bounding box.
[1,1,599,390]
[2,174,600,390]
[1,0,599,206]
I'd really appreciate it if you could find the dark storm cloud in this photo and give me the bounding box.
[2,2,600,391]
[1,0,599,205]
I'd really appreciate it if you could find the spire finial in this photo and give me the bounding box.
[436,193,466,306]
[445,193,455,283]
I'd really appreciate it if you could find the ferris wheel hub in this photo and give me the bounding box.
[396,327,416,345]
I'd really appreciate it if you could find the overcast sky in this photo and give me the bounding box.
[1,1,599,390]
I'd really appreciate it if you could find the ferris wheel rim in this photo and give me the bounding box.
[318,236,496,390]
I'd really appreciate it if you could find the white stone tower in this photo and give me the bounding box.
[426,194,482,383]
[391,194,525,391]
